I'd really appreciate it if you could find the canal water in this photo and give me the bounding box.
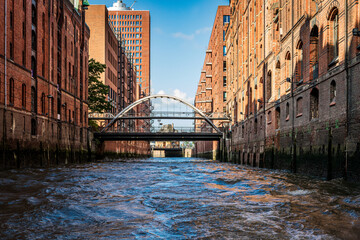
[0,158,360,239]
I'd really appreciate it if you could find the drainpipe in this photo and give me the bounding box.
[291,0,296,173]
[47,0,51,152]
[4,0,7,109]
[2,0,7,167]
[262,0,266,167]
[344,0,349,180]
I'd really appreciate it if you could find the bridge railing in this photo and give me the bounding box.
[101,126,217,134]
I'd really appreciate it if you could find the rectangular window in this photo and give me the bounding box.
[223,30,225,41]
[223,76,227,87]
[223,15,230,25]
[223,46,226,56]
[223,61,227,71]
[223,92,227,102]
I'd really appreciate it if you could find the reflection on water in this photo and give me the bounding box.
[0,158,359,239]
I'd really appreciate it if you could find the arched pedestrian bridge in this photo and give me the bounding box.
[90,94,230,142]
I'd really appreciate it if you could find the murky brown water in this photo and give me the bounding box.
[0,158,360,239]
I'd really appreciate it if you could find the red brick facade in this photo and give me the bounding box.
[0,0,90,168]
[194,6,230,157]
[196,0,360,181]
[87,4,149,156]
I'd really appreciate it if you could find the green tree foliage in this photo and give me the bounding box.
[88,58,112,113]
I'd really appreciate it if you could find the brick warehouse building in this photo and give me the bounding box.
[194,6,230,158]
[86,4,149,156]
[215,0,360,181]
[108,0,151,97]
[0,0,90,169]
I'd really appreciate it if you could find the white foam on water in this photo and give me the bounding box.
[286,189,314,196]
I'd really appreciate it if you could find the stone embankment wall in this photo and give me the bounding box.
[0,108,95,169]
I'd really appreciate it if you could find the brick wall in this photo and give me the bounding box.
[0,0,91,169]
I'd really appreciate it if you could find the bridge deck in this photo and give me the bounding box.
[94,132,223,141]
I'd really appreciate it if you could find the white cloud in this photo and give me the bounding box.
[173,89,194,103]
[154,27,164,35]
[172,32,195,40]
[195,27,212,35]
[154,89,194,104]
[172,26,211,41]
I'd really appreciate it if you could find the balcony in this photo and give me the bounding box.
[206,49,212,53]
[206,62,212,65]
[206,75,212,78]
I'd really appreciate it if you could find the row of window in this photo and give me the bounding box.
[7,79,87,124]
[120,33,142,39]
[116,27,142,33]
[111,21,143,26]
[238,81,337,135]
[126,40,142,45]
[110,14,142,20]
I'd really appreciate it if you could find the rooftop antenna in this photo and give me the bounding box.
[130,0,136,9]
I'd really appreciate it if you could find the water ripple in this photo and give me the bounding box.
[0,157,359,239]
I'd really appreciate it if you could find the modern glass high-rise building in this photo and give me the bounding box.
[108,0,151,96]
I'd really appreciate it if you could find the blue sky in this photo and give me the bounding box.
[89,0,229,104]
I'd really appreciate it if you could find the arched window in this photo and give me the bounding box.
[249,87,253,114]
[266,71,272,101]
[51,98,54,117]
[328,8,339,66]
[310,88,319,120]
[285,51,291,82]
[31,30,37,51]
[42,13,45,32]
[254,118,258,134]
[31,3,37,25]
[296,41,303,83]
[31,56,36,78]
[330,80,336,104]
[296,97,303,116]
[276,60,281,86]
[41,93,45,114]
[310,25,319,80]
[31,118,36,136]
[267,111,272,124]
[9,78,14,105]
[22,84,26,108]
[9,42,14,60]
[286,102,290,120]
[31,86,36,113]
[275,107,281,129]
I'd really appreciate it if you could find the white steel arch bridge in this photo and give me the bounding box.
[90,94,230,141]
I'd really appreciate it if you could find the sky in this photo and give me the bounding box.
[89,0,229,104]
